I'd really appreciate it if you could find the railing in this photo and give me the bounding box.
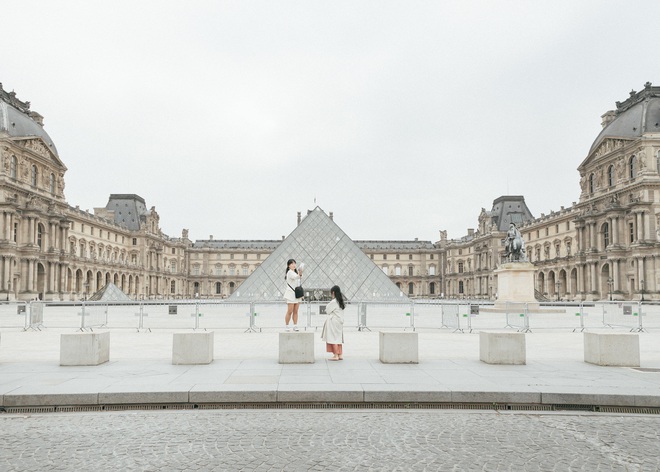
[0,299,656,332]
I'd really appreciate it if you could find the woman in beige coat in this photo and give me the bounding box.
[321,285,345,360]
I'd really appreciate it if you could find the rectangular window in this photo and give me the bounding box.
[409,254,413,260]
[230,254,234,260]
[396,254,400,260]
[566,222,570,230]
[132,238,137,246]
[555,225,559,234]
[545,228,549,236]
[242,267,248,276]
[91,227,94,236]
[430,254,434,260]
[383,254,387,260]
[629,222,634,243]
[408,266,413,276]
[13,222,18,242]
[243,254,248,260]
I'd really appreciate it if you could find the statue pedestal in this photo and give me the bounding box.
[494,262,539,311]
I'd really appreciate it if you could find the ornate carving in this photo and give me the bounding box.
[594,167,603,188]
[594,138,626,158]
[637,149,647,172]
[616,158,625,179]
[25,139,50,158]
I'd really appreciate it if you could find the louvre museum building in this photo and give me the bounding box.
[1,82,659,302]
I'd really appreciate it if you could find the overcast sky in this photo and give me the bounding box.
[2,1,659,242]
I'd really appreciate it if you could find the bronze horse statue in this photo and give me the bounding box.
[504,223,526,262]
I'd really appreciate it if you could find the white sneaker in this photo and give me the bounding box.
[293,326,299,332]
[285,327,291,332]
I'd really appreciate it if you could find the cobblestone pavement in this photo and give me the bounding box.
[1,409,659,471]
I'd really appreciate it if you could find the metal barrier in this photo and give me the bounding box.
[504,302,530,332]
[600,301,644,332]
[0,299,656,332]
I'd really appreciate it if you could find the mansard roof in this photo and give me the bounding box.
[488,195,534,232]
[586,82,660,159]
[0,84,58,157]
[105,194,148,231]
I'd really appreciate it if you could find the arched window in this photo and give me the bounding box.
[10,156,17,179]
[408,282,414,295]
[170,280,176,294]
[429,282,435,295]
[629,155,636,179]
[171,260,177,272]
[193,282,200,295]
[589,173,594,194]
[408,266,414,276]
[49,173,55,193]
[215,282,222,294]
[458,281,464,294]
[31,165,38,187]
[602,222,610,248]
[229,282,235,294]
[607,165,614,187]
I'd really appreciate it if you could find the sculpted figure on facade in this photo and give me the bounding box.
[637,150,647,172]
[616,158,625,179]
[579,174,587,193]
[594,167,603,188]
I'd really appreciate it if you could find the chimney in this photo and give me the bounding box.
[209,235,213,240]
[297,212,301,225]
[601,110,616,128]
[329,212,333,221]
[467,228,474,237]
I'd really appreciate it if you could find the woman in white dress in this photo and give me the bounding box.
[321,285,345,360]
[284,258,303,331]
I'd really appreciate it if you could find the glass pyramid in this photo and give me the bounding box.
[88,282,132,302]
[229,207,407,302]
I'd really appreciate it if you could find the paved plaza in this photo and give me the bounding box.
[2,315,660,471]
[1,409,660,471]
[1,326,660,408]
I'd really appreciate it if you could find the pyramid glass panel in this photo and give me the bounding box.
[230,207,408,302]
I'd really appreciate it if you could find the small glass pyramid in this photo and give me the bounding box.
[229,207,407,302]
[87,282,132,302]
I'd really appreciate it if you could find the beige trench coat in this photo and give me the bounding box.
[321,298,344,344]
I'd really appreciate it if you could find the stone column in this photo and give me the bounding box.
[590,262,597,292]
[612,259,620,292]
[6,213,12,242]
[612,217,619,245]
[636,213,644,242]
[643,212,651,241]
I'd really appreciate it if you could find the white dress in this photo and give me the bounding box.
[284,269,302,304]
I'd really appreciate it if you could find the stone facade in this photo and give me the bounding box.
[2,82,658,301]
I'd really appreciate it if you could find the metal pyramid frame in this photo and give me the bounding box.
[229,207,407,302]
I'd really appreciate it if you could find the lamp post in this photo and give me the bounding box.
[555,281,561,302]
[607,277,614,301]
[83,282,89,301]
[6,282,10,302]
[641,280,645,302]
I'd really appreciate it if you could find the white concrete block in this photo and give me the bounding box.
[379,331,418,364]
[60,331,110,366]
[584,332,640,367]
[279,332,314,364]
[479,331,526,365]
[172,331,214,365]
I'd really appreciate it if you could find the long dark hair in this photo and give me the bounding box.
[331,285,345,310]
[285,259,297,280]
